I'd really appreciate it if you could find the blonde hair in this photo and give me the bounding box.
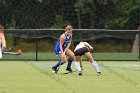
[65,25,73,30]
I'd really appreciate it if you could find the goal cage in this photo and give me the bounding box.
[1,29,139,61]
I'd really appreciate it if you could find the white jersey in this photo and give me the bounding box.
[74,42,86,52]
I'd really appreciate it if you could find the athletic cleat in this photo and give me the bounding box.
[79,73,82,76]
[52,67,59,74]
[66,68,73,72]
[79,71,82,76]
[97,72,101,76]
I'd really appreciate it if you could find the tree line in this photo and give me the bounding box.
[0,0,139,29]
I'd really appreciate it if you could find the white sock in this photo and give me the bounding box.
[92,61,100,72]
[0,50,2,59]
[74,62,82,73]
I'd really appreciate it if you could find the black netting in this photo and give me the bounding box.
[2,29,139,61]
[4,29,139,40]
[0,0,139,29]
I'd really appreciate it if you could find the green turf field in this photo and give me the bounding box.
[0,61,139,93]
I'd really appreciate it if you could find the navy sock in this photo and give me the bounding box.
[53,60,61,69]
[67,58,73,69]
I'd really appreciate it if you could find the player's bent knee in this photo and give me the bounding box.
[87,59,93,63]
[69,55,74,59]
[62,59,67,63]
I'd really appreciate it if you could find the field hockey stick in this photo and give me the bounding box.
[3,51,21,55]
[80,58,83,70]
[2,49,22,55]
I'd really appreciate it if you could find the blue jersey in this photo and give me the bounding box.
[55,33,72,55]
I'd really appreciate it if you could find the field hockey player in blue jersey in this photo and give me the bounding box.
[52,25,74,74]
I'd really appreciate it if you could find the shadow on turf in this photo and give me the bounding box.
[61,70,77,75]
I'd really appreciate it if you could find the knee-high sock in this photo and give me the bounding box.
[53,60,62,69]
[0,49,2,59]
[74,62,82,73]
[92,61,100,72]
[67,58,73,69]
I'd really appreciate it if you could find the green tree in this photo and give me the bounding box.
[74,0,140,29]
[104,0,140,29]
[0,0,139,29]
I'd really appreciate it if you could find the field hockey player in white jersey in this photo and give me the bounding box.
[74,41,101,76]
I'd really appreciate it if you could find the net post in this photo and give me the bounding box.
[138,25,140,61]
[138,10,140,61]
[36,38,38,61]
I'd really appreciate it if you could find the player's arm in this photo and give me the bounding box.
[83,42,93,51]
[1,34,6,51]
